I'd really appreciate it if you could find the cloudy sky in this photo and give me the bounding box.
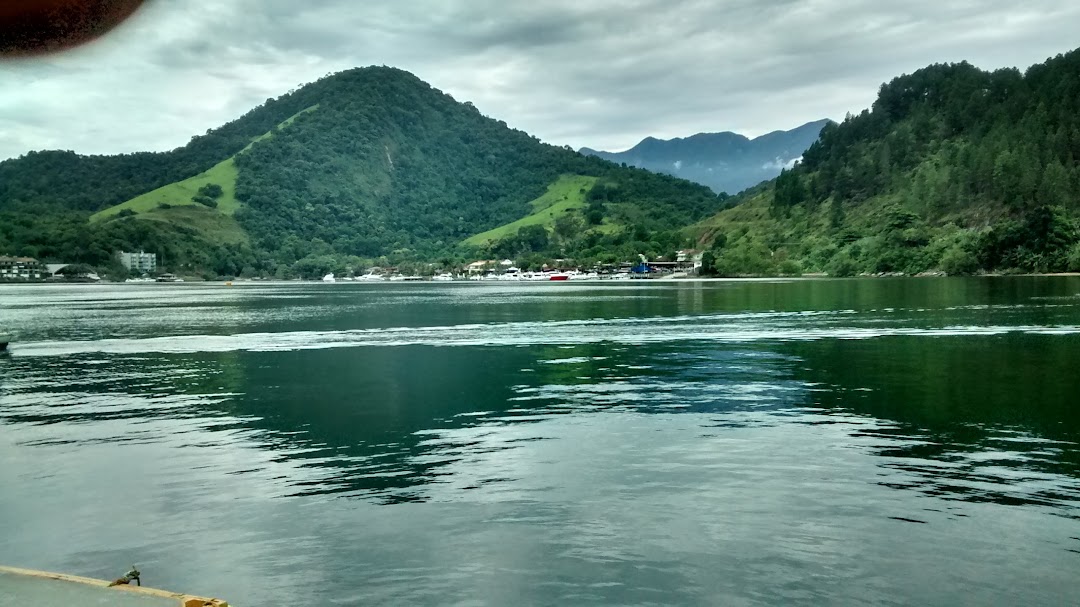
[1,0,1078,160]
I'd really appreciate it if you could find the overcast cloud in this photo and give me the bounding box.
[1,0,1078,160]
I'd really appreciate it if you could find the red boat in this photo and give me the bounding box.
[548,274,569,281]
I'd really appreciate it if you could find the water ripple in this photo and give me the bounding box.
[9,316,1080,357]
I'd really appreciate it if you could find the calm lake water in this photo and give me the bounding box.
[1,278,1079,606]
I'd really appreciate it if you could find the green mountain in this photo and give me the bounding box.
[7,50,1079,279]
[0,67,723,277]
[580,119,831,195]
[694,48,1080,276]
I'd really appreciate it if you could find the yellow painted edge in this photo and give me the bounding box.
[0,565,228,606]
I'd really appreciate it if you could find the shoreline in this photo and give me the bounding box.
[3,273,1080,286]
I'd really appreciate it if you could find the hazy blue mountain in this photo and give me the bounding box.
[580,119,831,194]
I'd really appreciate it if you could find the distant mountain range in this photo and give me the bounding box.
[580,119,832,194]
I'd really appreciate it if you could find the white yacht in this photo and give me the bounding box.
[498,267,523,281]
[570,271,599,280]
[322,273,336,282]
[432,273,454,281]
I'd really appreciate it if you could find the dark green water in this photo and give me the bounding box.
[1,278,1078,605]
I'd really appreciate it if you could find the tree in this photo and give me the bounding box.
[826,249,859,277]
[1038,161,1070,207]
[699,251,717,276]
[516,225,550,253]
[772,169,806,212]
[197,183,224,199]
[940,246,979,275]
[714,238,777,277]
[553,213,584,244]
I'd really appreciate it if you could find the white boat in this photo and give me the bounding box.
[567,271,600,280]
[498,267,523,281]
[432,273,454,281]
[358,272,386,282]
[322,273,336,282]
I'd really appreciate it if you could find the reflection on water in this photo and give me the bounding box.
[1,279,1079,605]
[789,336,1080,519]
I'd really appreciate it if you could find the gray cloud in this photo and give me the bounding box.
[1,0,1078,160]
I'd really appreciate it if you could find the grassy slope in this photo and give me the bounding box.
[136,205,249,245]
[91,158,241,221]
[688,189,772,243]
[692,187,896,244]
[463,174,598,246]
[90,105,319,223]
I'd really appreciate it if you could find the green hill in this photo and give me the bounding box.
[695,48,1080,277]
[463,175,600,246]
[7,49,1079,278]
[0,67,722,275]
[229,68,720,264]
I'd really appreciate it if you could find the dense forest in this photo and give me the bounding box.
[232,68,720,265]
[4,49,1080,279]
[0,67,723,277]
[697,48,1080,276]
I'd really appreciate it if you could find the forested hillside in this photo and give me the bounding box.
[696,48,1080,276]
[0,67,723,277]
[230,68,720,263]
[6,49,1079,279]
